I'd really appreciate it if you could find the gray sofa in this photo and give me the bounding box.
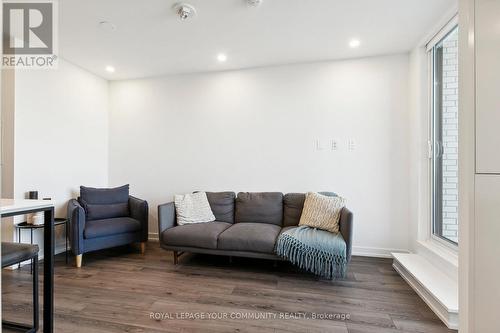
[158,192,353,264]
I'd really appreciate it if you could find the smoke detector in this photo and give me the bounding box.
[247,0,262,7]
[173,3,196,21]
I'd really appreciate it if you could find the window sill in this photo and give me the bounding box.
[416,239,458,280]
[392,253,458,329]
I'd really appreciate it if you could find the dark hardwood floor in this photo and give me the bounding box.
[2,241,456,333]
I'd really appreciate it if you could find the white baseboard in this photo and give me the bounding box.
[352,246,409,258]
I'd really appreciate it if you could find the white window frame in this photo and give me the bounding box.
[426,15,459,253]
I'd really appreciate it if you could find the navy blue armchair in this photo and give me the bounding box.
[67,184,148,267]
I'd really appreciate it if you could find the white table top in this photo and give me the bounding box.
[0,198,55,216]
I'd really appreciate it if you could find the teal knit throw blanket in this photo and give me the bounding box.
[276,226,347,279]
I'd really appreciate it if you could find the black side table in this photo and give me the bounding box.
[15,218,68,272]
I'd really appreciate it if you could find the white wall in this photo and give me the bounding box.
[109,54,411,256]
[8,59,109,255]
[407,46,429,253]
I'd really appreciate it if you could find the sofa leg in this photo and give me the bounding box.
[75,254,82,268]
[273,260,278,268]
[173,251,178,265]
[229,256,233,264]
[140,242,146,255]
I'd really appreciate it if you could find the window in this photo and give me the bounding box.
[429,24,459,245]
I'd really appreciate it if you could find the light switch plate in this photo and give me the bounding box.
[330,139,339,151]
[315,139,324,151]
[348,139,356,151]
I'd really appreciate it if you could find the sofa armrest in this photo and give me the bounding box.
[339,207,353,262]
[129,196,148,242]
[67,199,85,255]
[158,202,176,237]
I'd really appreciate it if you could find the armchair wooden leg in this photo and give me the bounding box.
[75,254,82,268]
[140,242,146,255]
[173,251,178,265]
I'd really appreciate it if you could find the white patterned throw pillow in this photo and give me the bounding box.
[299,192,345,233]
[174,192,216,225]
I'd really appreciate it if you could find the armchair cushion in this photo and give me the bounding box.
[80,184,130,204]
[80,185,130,220]
[80,201,129,221]
[84,217,141,239]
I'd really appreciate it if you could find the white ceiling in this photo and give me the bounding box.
[59,0,456,80]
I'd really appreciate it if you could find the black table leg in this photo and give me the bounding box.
[18,228,21,270]
[31,228,33,275]
[65,222,68,264]
[33,254,39,331]
[43,208,54,333]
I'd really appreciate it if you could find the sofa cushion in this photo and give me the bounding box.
[84,217,141,239]
[80,184,129,204]
[206,192,236,223]
[283,193,306,227]
[218,223,281,253]
[235,192,283,225]
[161,222,232,249]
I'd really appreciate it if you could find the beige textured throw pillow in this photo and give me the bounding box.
[299,192,346,233]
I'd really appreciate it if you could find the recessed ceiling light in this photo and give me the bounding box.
[217,53,227,62]
[349,39,361,48]
[173,3,196,21]
[105,66,115,73]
